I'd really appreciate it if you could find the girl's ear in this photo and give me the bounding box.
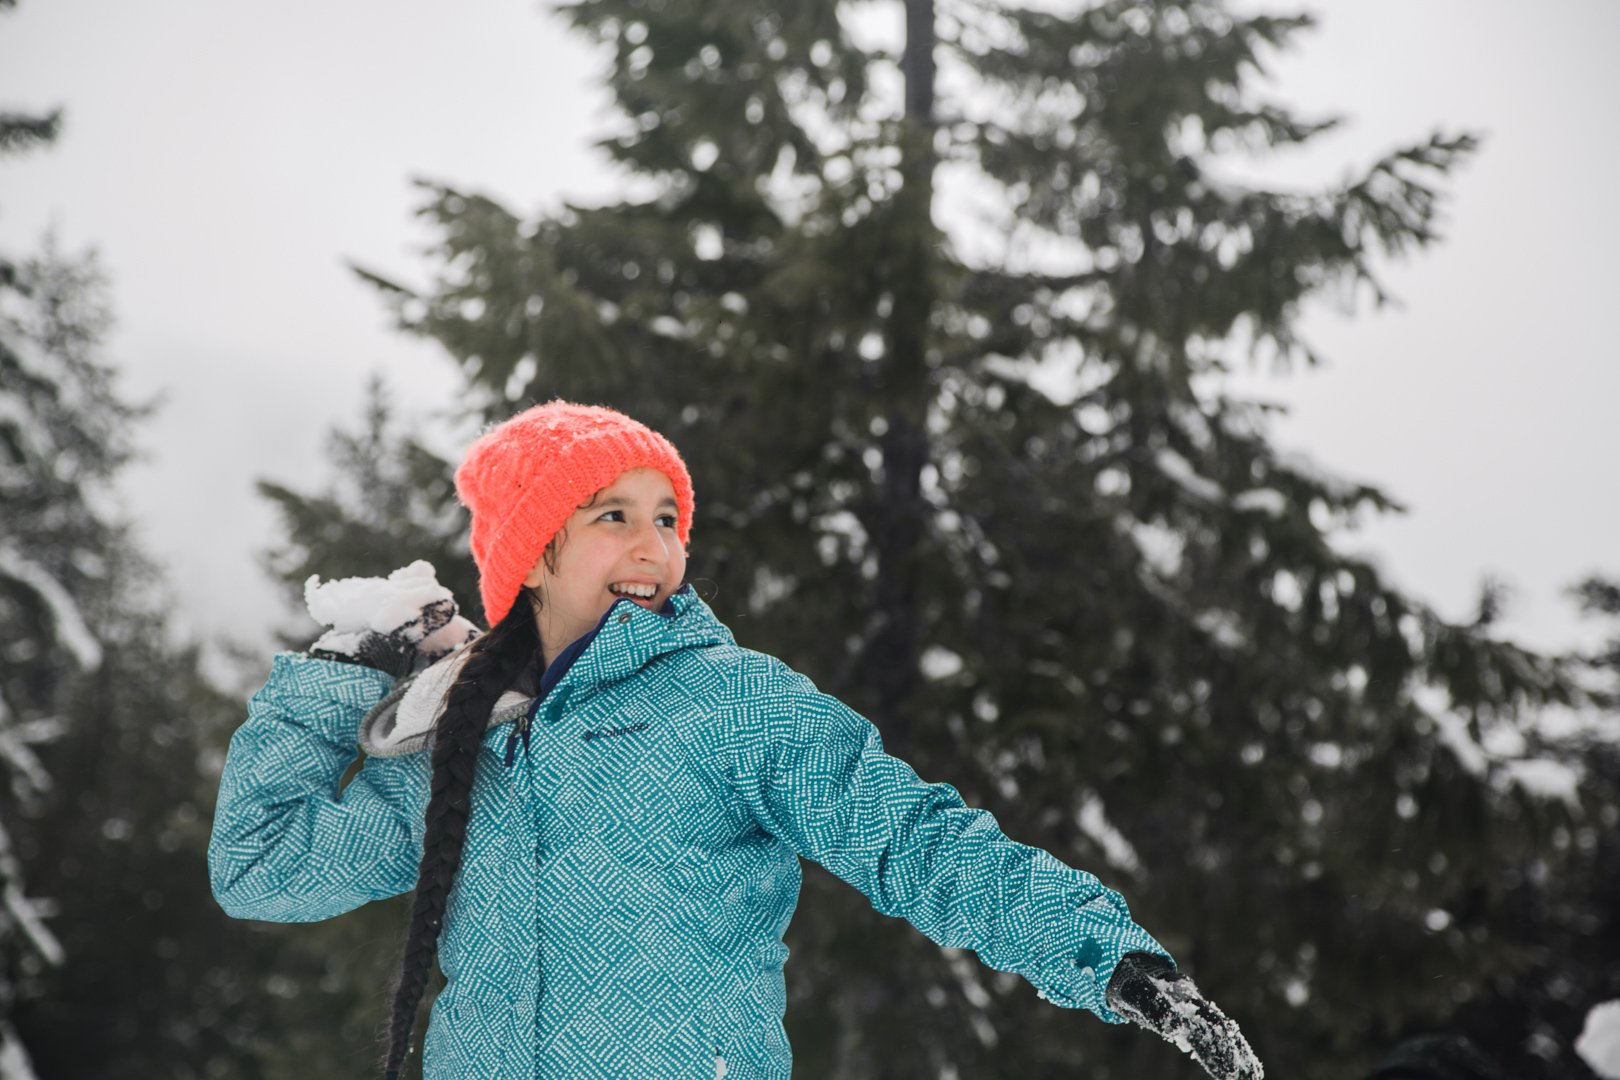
[522,557,546,589]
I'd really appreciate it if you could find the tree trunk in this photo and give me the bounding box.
[865,0,938,755]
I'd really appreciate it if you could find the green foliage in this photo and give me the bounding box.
[15,604,302,1080]
[0,243,247,1076]
[0,226,409,1080]
[0,241,133,1067]
[0,11,434,1070]
[258,376,476,626]
[0,110,61,159]
[0,0,63,293]
[1452,574,1619,1057]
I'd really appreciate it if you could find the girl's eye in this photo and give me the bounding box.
[594,509,676,527]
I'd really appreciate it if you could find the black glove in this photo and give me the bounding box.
[309,596,459,678]
[303,562,481,679]
[1106,952,1264,1080]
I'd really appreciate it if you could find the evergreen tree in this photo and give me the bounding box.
[253,1,1614,1076]
[0,236,245,1079]
[0,237,399,1080]
[1447,575,1619,1074]
[0,56,100,1068]
[0,31,374,1068]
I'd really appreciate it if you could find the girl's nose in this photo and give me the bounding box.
[632,521,671,564]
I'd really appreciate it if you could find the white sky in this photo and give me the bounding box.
[1,0,1616,663]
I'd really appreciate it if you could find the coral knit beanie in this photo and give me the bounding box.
[453,401,694,626]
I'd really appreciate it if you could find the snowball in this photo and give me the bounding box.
[304,560,452,637]
[1578,1000,1620,1080]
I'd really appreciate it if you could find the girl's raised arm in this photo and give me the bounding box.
[208,652,429,922]
[208,562,470,923]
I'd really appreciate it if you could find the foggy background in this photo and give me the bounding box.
[6,2,1620,1079]
[2,0,1615,661]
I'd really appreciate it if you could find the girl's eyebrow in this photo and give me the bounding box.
[593,495,679,510]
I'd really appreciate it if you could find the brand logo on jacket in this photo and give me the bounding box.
[582,721,650,742]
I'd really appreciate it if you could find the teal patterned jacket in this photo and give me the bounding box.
[209,586,1169,1079]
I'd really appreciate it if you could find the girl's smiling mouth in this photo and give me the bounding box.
[609,581,663,608]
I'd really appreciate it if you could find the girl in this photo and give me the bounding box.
[209,401,1261,1080]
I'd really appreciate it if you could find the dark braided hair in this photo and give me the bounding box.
[380,584,543,1079]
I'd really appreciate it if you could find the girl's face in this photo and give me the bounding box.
[523,467,687,656]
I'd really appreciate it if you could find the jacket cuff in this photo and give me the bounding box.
[1032,891,1172,1023]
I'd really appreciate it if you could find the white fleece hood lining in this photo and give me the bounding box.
[358,645,532,757]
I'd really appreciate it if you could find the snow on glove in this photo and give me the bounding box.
[1106,952,1264,1080]
[304,560,480,678]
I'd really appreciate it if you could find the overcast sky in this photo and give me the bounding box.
[1,0,1616,667]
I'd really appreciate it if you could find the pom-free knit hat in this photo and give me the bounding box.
[454,401,694,625]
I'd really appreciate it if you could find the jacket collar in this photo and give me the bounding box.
[358,584,731,757]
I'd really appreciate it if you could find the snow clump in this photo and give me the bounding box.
[304,560,457,655]
[1578,1000,1620,1080]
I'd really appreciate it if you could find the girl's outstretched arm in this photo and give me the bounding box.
[719,651,1169,1023]
[208,652,429,922]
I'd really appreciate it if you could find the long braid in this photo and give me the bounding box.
[381,592,539,1080]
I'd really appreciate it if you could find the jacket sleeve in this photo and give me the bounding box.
[208,652,429,922]
[719,652,1171,1023]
